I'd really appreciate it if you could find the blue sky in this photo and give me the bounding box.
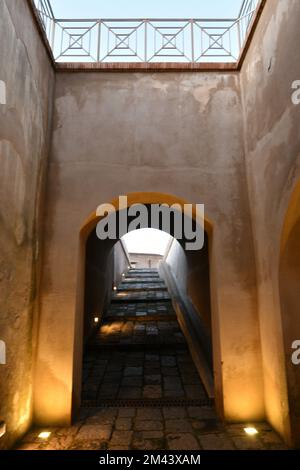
[50,0,244,19]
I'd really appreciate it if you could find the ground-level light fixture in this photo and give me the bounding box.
[113,286,117,291]
[94,317,99,324]
[38,431,51,439]
[244,427,258,436]
[0,421,6,438]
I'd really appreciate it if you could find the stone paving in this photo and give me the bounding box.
[16,407,286,450]
[93,319,183,344]
[82,347,208,403]
[112,290,170,302]
[16,268,287,450]
[106,300,175,319]
[82,269,208,406]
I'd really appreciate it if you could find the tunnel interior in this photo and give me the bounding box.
[81,206,213,408]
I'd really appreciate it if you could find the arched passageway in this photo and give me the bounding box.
[81,227,213,412]
[26,192,283,449]
[72,193,215,417]
[33,191,266,443]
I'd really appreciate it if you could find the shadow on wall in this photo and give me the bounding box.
[164,235,212,334]
[84,235,130,345]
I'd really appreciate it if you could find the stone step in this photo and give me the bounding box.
[117,286,167,292]
[82,397,213,408]
[112,294,171,303]
[122,278,163,283]
[87,343,187,352]
[106,301,174,317]
[104,314,177,322]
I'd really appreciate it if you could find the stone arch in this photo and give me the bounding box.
[72,192,217,415]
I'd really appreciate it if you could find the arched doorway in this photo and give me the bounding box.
[33,191,264,428]
[72,192,217,417]
[279,181,300,447]
[80,228,213,408]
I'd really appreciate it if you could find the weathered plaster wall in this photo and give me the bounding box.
[35,70,264,425]
[165,240,188,294]
[240,0,300,445]
[0,0,54,449]
[129,253,163,270]
[114,240,130,287]
[84,237,130,335]
[165,237,211,332]
[83,233,114,343]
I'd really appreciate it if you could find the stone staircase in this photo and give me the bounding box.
[82,268,211,407]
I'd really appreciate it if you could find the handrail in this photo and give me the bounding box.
[33,0,261,64]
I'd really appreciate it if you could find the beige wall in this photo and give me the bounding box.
[34,67,263,426]
[129,253,163,269]
[84,234,113,342]
[165,237,211,332]
[72,236,130,410]
[1,0,300,449]
[240,0,300,446]
[0,0,55,449]
[114,241,131,286]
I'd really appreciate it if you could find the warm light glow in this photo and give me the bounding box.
[244,427,258,436]
[113,286,117,291]
[38,431,51,439]
[122,228,172,255]
[122,273,125,277]
[101,324,119,335]
[94,317,99,324]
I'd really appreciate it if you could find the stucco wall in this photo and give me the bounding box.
[240,0,300,445]
[114,241,131,287]
[83,237,130,341]
[165,237,211,332]
[1,0,300,449]
[84,234,113,343]
[129,253,163,269]
[0,0,54,449]
[35,69,264,425]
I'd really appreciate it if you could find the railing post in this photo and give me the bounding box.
[97,21,101,62]
[144,20,148,62]
[237,18,242,55]
[50,20,56,52]
[191,19,195,63]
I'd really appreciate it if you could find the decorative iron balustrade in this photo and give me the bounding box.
[33,0,260,63]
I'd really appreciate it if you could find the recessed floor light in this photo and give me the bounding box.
[0,421,6,438]
[244,427,258,436]
[38,431,51,439]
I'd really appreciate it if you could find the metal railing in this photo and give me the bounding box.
[33,0,261,63]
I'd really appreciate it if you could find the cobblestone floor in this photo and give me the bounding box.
[92,319,183,345]
[106,300,175,319]
[16,269,287,450]
[16,407,286,450]
[82,269,207,405]
[82,347,208,402]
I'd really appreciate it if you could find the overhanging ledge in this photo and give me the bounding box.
[55,62,239,73]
